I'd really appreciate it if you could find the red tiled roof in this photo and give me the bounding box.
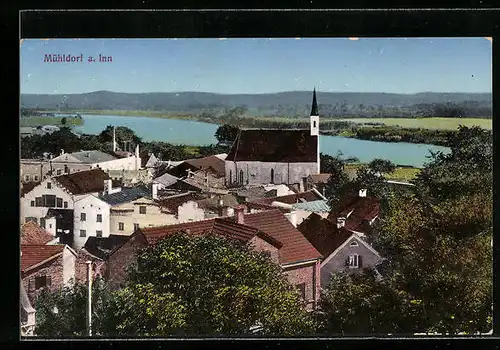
[226,129,318,163]
[140,217,282,249]
[21,221,54,245]
[327,195,380,232]
[21,244,65,272]
[157,192,207,213]
[184,155,226,178]
[54,168,110,195]
[251,190,323,206]
[297,213,353,259]
[228,209,322,265]
[21,181,41,197]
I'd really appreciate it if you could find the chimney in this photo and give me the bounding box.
[113,126,117,152]
[235,204,246,225]
[152,182,159,200]
[359,189,367,197]
[337,216,346,229]
[285,211,298,227]
[104,179,112,194]
[60,149,65,156]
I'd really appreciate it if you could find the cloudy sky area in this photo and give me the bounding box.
[20,38,492,94]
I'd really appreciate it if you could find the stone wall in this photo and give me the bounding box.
[106,233,148,289]
[282,261,320,311]
[225,161,318,187]
[22,255,64,306]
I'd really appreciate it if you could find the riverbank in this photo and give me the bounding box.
[41,109,492,147]
[20,116,84,127]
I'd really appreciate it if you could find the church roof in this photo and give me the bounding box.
[226,129,318,163]
[311,88,318,116]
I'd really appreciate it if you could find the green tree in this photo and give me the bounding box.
[368,158,396,175]
[98,125,142,151]
[34,278,111,337]
[215,124,240,145]
[61,117,67,126]
[120,233,316,336]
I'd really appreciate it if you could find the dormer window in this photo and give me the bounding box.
[47,182,52,189]
[349,240,359,247]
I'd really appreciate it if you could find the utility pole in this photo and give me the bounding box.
[86,261,92,337]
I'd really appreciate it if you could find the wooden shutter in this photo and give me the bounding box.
[358,255,363,268]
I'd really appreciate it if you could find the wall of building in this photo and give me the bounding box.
[74,250,105,284]
[21,178,74,224]
[50,162,93,175]
[177,201,205,223]
[73,195,111,249]
[225,161,318,187]
[22,254,64,305]
[106,233,148,289]
[62,248,76,285]
[106,169,153,185]
[320,236,382,289]
[20,161,51,183]
[282,261,320,311]
[248,236,280,265]
[95,156,141,172]
[109,198,173,236]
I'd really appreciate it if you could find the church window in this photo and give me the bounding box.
[270,169,275,184]
[313,120,317,128]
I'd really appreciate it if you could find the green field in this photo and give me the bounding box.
[337,117,492,130]
[344,163,421,182]
[20,116,84,127]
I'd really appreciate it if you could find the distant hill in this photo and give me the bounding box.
[21,90,492,117]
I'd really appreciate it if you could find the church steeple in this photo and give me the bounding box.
[310,87,318,116]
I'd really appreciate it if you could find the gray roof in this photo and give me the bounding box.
[99,185,151,206]
[292,199,331,213]
[56,150,118,164]
[154,172,179,187]
[20,127,34,134]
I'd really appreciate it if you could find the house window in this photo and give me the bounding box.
[270,169,275,184]
[229,170,232,184]
[134,223,139,231]
[118,222,124,231]
[35,197,42,207]
[262,251,272,259]
[96,230,103,238]
[347,254,362,268]
[63,201,68,208]
[56,198,63,208]
[139,206,147,214]
[30,201,35,207]
[42,194,56,207]
[34,175,39,181]
[80,213,86,221]
[25,217,37,224]
[56,169,62,175]
[239,170,244,185]
[46,182,52,189]
[40,218,46,229]
[25,175,30,182]
[350,240,359,247]
[34,275,51,290]
[96,214,102,223]
[295,283,306,300]
[80,230,86,237]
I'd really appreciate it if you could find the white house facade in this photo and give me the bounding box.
[73,195,111,249]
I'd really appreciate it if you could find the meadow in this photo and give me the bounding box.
[20,116,84,127]
[344,163,422,182]
[336,117,492,130]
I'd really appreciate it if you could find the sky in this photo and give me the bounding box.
[20,38,492,95]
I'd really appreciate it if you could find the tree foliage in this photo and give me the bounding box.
[215,124,240,145]
[118,233,315,336]
[320,126,493,335]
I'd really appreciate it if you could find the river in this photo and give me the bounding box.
[69,114,450,168]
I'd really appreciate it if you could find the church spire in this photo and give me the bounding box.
[310,87,318,116]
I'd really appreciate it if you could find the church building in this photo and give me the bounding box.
[225,89,320,187]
